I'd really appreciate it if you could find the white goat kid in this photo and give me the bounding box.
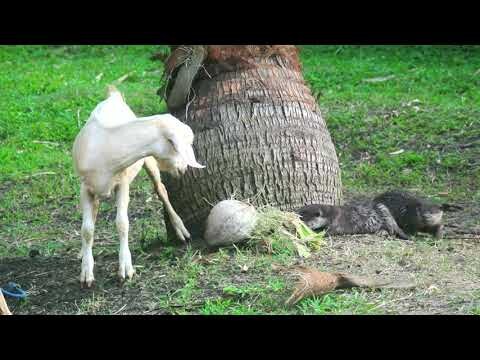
[72,87,204,287]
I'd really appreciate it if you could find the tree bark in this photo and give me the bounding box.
[161,45,342,241]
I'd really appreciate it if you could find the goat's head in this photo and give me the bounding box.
[154,114,205,177]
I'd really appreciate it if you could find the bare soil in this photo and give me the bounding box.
[2,200,479,315]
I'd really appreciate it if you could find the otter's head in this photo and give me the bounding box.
[297,204,337,231]
[417,202,443,227]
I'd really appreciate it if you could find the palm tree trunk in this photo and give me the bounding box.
[160,45,342,242]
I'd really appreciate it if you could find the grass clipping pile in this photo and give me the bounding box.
[204,200,324,258]
[250,206,324,258]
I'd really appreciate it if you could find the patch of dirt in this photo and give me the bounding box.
[0,255,147,315]
[303,233,480,314]
[2,185,479,315]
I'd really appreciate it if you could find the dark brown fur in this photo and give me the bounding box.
[297,201,409,240]
[373,190,444,238]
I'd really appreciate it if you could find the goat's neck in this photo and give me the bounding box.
[106,119,162,173]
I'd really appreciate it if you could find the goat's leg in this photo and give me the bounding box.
[77,196,99,260]
[79,184,99,287]
[116,180,135,281]
[143,157,190,242]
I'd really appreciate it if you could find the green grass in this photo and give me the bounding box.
[1,45,479,314]
[297,291,382,315]
[301,45,480,199]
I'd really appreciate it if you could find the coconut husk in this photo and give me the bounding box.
[285,266,416,307]
[160,45,207,110]
[160,45,301,110]
[0,291,12,315]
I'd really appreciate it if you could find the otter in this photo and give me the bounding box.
[297,201,410,240]
[373,190,444,239]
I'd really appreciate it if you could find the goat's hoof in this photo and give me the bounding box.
[175,234,187,244]
[173,222,191,243]
[176,230,191,244]
[118,266,135,283]
[80,276,95,289]
[80,267,95,288]
[81,281,94,289]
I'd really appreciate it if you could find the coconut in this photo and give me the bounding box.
[204,200,258,247]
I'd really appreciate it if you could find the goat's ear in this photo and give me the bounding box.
[167,134,205,169]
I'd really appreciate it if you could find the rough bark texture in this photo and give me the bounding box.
[161,45,342,241]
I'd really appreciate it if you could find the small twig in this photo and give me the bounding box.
[24,172,56,179]
[114,72,134,84]
[185,86,197,121]
[362,75,396,83]
[77,109,81,129]
[113,304,127,315]
[459,142,479,149]
[12,270,37,279]
[168,301,204,308]
[202,197,216,207]
[74,300,81,313]
[389,149,404,155]
[34,271,54,277]
[32,140,60,147]
[200,64,212,79]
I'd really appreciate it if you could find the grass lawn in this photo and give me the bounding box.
[1,45,479,314]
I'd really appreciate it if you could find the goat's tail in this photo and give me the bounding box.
[106,84,123,100]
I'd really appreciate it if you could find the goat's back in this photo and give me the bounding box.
[87,91,136,128]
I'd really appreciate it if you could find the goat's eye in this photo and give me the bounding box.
[167,139,175,149]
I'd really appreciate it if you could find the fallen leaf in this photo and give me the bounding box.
[292,240,311,258]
